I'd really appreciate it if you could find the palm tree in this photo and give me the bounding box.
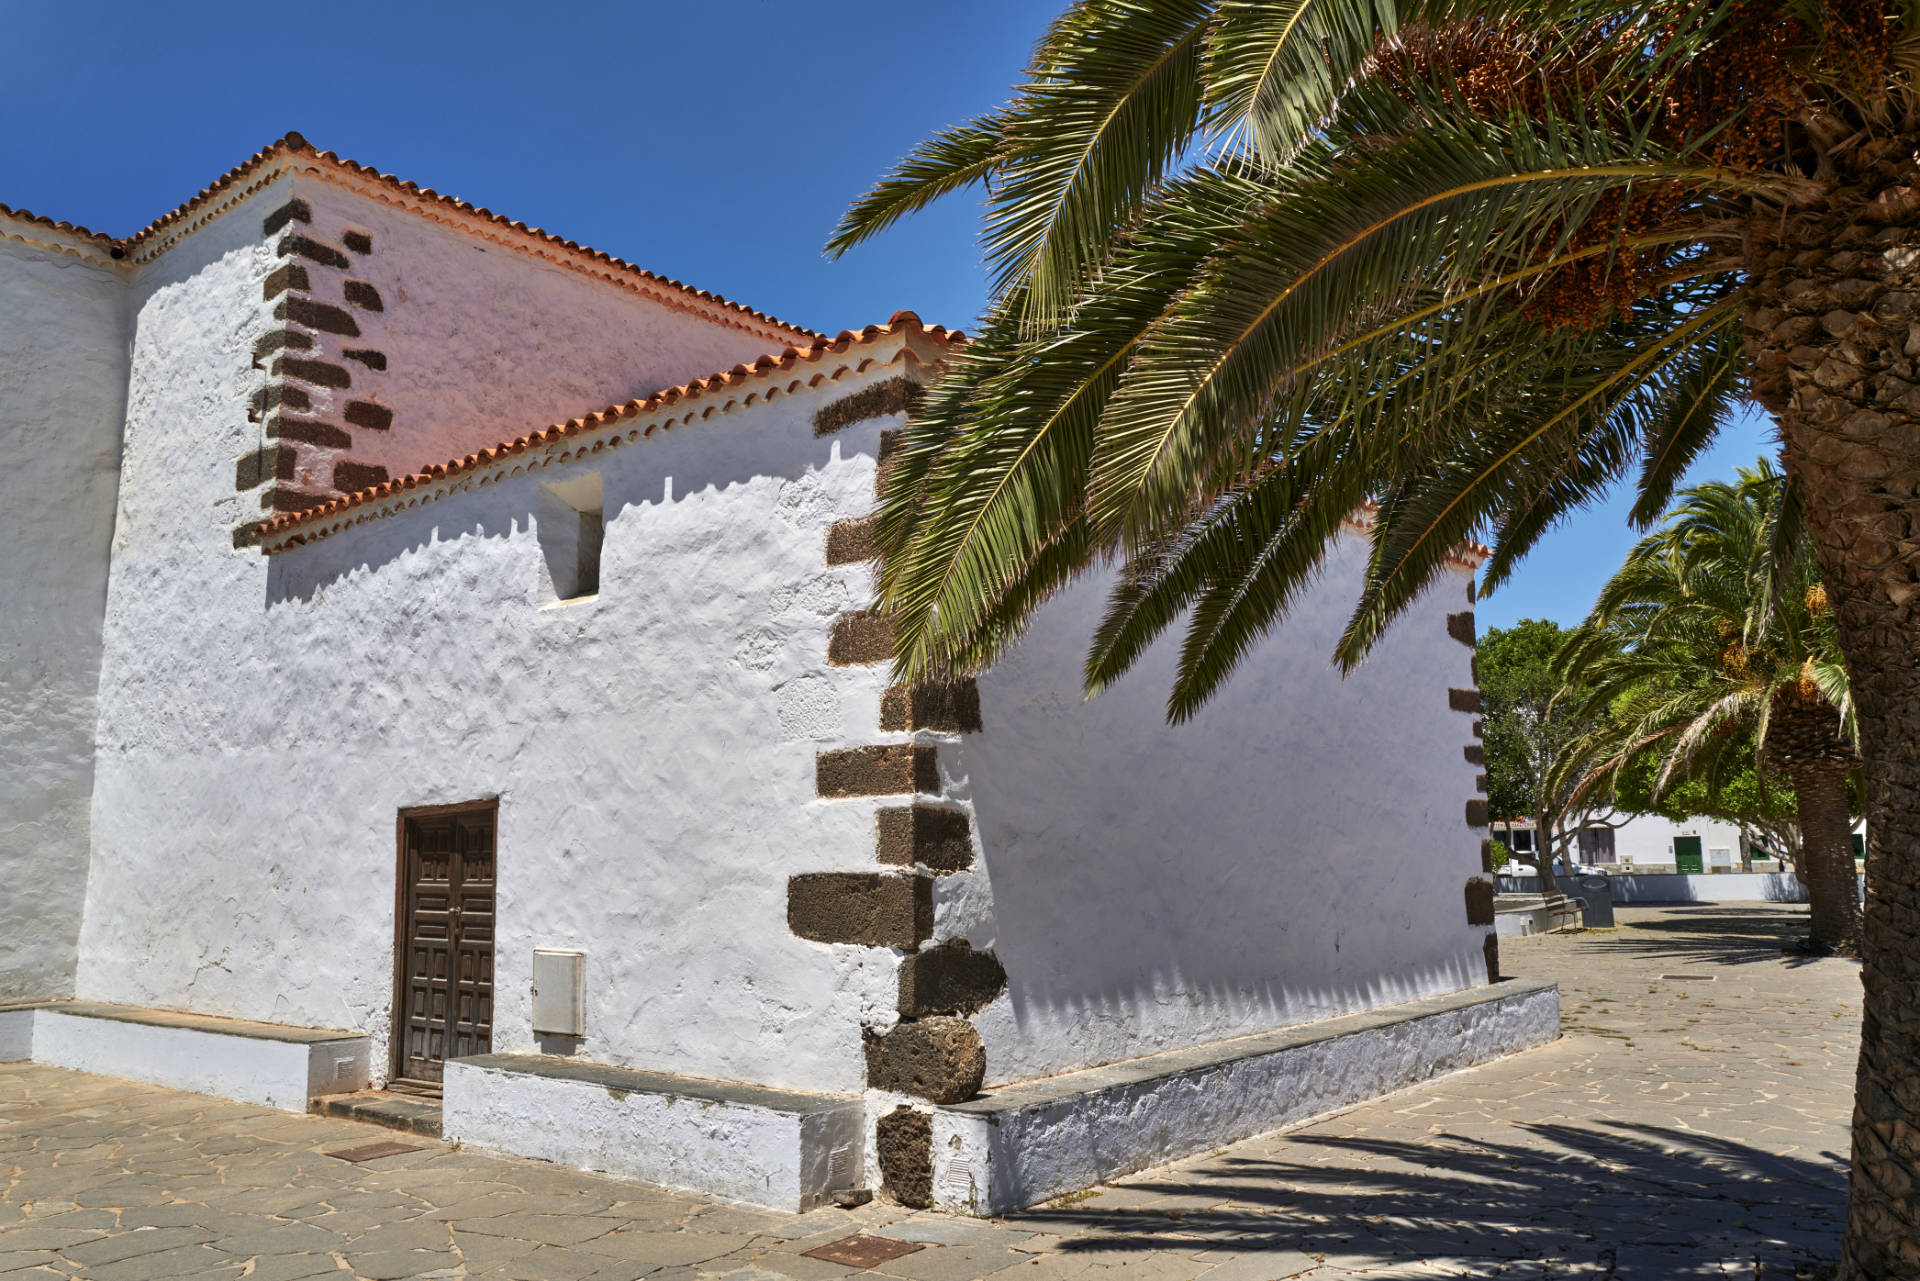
[1551,461,1860,950]
[829,2,1920,1269]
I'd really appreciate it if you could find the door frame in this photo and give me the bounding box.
[391,798,499,1084]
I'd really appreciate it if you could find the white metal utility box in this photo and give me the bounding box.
[531,949,586,1036]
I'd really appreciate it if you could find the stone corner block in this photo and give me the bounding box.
[864,1016,985,1104]
[1465,876,1496,927]
[817,745,939,799]
[1465,797,1490,829]
[879,680,982,734]
[1448,687,1482,714]
[1447,610,1476,648]
[825,516,878,566]
[812,375,921,438]
[787,872,932,949]
[876,804,973,873]
[875,1106,933,1208]
[828,611,894,666]
[898,942,1007,1018]
[875,428,906,497]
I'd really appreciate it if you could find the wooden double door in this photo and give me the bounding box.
[394,802,496,1085]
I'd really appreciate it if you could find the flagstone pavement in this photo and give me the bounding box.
[0,904,1861,1279]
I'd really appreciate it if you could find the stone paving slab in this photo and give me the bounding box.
[0,905,1855,1278]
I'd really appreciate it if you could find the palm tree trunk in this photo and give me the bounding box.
[1745,185,1920,1277]
[1788,762,1861,953]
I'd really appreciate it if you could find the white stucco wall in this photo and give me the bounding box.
[941,537,1488,1085]
[0,226,128,1002]
[285,174,796,482]
[78,176,299,1014]
[82,314,910,1092]
[79,238,1490,1097]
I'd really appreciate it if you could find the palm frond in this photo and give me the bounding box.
[986,0,1216,325]
[1205,0,1407,161]
[826,112,1014,259]
[1085,102,1744,554]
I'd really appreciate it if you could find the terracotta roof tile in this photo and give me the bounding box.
[254,310,963,551]
[4,132,818,341]
[1342,499,1491,570]
[0,202,120,251]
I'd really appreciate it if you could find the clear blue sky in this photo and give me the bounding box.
[1,0,1773,633]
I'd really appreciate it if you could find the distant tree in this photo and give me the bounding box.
[1552,462,1859,952]
[1480,619,1619,894]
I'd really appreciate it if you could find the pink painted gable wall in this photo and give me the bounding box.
[271,170,808,488]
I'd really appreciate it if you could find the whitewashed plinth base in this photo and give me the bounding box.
[444,1053,866,1213]
[0,1006,37,1062]
[930,978,1560,1214]
[27,1002,370,1110]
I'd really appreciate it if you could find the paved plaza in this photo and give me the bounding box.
[0,905,1861,1279]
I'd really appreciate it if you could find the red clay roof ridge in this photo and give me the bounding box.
[1341,499,1491,570]
[5,132,819,341]
[0,202,121,251]
[253,311,964,551]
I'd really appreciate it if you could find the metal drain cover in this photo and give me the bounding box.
[325,1140,422,1163]
[802,1235,926,1267]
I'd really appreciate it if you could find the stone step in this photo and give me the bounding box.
[317,1090,443,1138]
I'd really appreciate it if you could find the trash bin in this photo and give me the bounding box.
[1575,874,1615,928]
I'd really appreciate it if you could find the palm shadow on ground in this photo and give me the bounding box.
[1010,1120,1843,1276]
[1589,904,1855,970]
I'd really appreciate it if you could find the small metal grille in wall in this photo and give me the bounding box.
[941,1155,975,1200]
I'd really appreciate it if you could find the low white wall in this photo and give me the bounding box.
[947,535,1488,1085]
[1500,873,1815,903]
[30,1009,369,1110]
[930,981,1560,1214]
[0,230,127,1003]
[444,1057,865,1213]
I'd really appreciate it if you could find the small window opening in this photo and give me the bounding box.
[538,472,603,604]
[574,509,602,599]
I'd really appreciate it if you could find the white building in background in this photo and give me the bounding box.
[1492,814,1769,873]
[1496,813,1866,876]
[0,134,1555,1215]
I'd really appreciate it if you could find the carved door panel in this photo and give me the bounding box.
[397,804,495,1085]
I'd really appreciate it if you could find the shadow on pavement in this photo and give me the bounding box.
[1010,1119,1843,1277]
[1590,905,1853,970]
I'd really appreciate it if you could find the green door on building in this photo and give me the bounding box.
[1674,835,1704,874]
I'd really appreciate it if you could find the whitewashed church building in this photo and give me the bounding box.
[0,135,1556,1214]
